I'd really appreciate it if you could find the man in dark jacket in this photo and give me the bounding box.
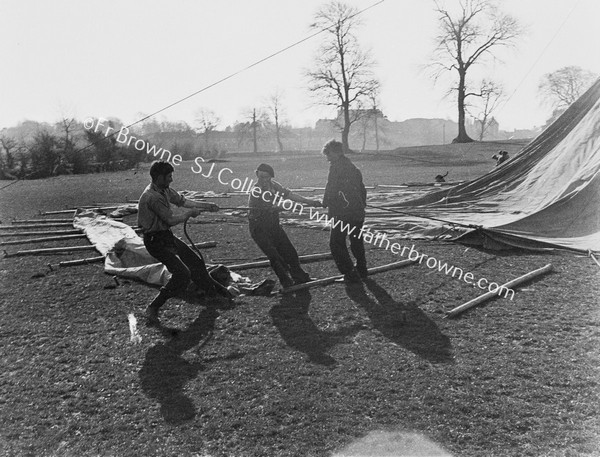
[321,140,367,283]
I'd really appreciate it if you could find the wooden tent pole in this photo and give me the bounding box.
[445,264,554,318]
[189,241,217,249]
[0,223,74,230]
[73,206,133,211]
[39,209,77,215]
[92,202,134,206]
[281,259,415,293]
[12,219,75,224]
[5,245,98,257]
[57,256,105,267]
[227,253,333,270]
[0,234,87,246]
[53,242,216,267]
[0,229,83,237]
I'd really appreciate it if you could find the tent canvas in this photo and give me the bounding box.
[72,209,273,295]
[371,78,600,255]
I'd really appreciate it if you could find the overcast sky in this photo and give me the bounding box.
[1,0,599,132]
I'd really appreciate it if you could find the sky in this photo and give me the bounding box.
[1,0,599,133]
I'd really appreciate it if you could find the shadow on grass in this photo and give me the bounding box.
[139,307,218,424]
[346,279,453,364]
[269,290,364,367]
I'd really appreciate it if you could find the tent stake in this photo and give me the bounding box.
[446,264,554,318]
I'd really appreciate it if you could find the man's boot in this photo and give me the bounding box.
[145,290,168,326]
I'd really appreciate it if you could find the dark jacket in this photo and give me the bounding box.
[323,155,366,220]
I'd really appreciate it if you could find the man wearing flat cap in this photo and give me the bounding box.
[248,163,322,290]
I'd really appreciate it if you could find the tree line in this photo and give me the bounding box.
[0,119,144,180]
[1,0,597,180]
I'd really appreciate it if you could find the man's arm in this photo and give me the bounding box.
[183,199,219,212]
[272,181,322,208]
[148,199,203,227]
[286,191,322,207]
[166,209,203,226]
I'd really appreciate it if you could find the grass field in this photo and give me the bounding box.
[1,142,599,457]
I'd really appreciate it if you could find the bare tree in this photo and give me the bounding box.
[252,109,258,154]
[56,117,82,173]
[266,91,287,153]
[538,66,598,111]
[306,1,379,153]
[136,115,162,137]
[59,117,76,145]
[241,108,269,154]
[430,0,522,143]
[469,79,504,140]
[368,92,381,152]
[232,121,253,151]
[356,113,372,153]
[194,108,220,153]
[355,101,382,152]
[29,131,62,178]
[0,135,18,177]
[85,120,119,171]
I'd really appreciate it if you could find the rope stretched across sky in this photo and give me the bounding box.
[0,0,385,192]
[78,1,386,155]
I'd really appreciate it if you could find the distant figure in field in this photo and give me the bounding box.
[248,163,322,290]
[321,139,368,283]
[492,150,510,167]
[435,171,448,183]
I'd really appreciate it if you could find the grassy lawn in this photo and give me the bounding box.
[0,142,598,456]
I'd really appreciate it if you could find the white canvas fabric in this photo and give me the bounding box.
[366,78,600,254]
[73,209,255,288]
[72,208,170,284]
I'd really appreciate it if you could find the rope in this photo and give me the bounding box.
[0,179,22,191]
[365,203,482,230]
[43,0,386,163]
[183,217,205,259]
[589,251,600,268]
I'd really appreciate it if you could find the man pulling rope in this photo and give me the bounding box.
[138,160,231,327]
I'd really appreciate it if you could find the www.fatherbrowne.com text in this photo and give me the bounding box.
[304,206,514,299]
